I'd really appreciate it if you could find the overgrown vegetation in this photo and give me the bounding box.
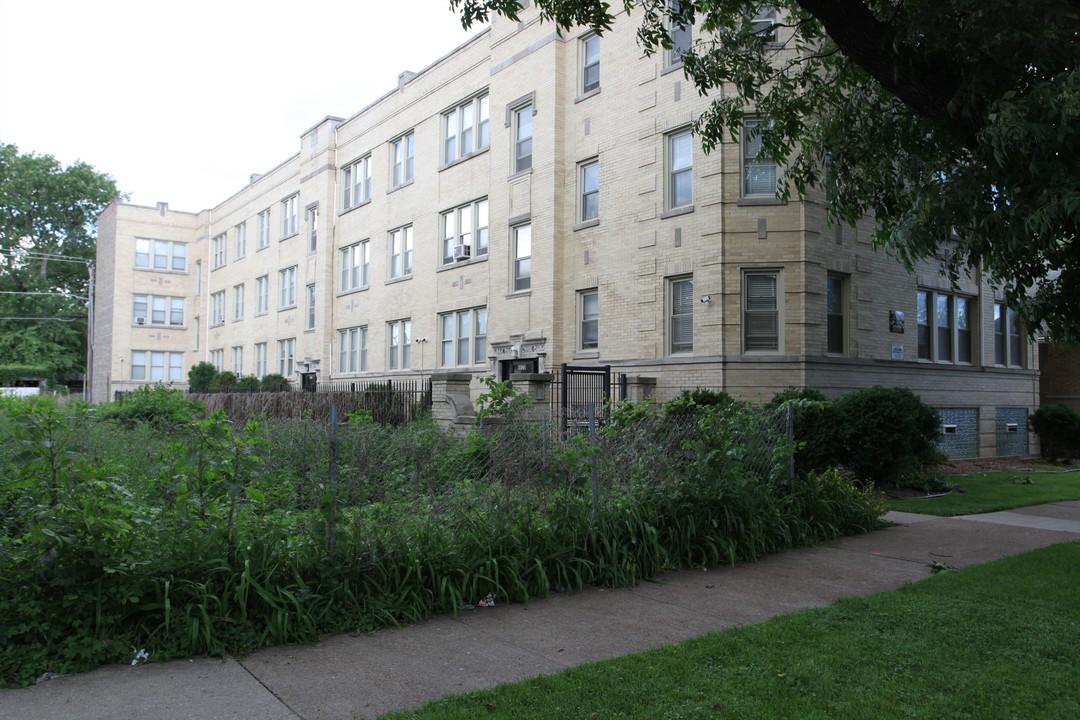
[1030,403,1080,462]
[0,392,882,686]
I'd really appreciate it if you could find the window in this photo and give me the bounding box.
[232,346,243,376]
[389,226,413,279]
[132,351,183,382]
[210,291,226,326]
[580,290,599,350]
[440,307,487,367]
[669,1,692,65]
[581,34,600,93]
[278,338,295,377]
[917,290,972,363]
[751,5,779,43]
[343,156,371,209]
[744,272,779,351]
[281,195,299,238]
[441,198,489,264]
[339,326,368,373]
[341,240,370,291]
[254,342,267,378]
[443,93,490,164]
[135,238,186,271]
[306,284,316,331]
[234,222,246,259]
[133,295,184,326]
[669,130,693,209]
[391,132,414,188]
[994,304,1024,367]
[580,160,599,222]
[256,275,269,314]
[513,104,533,173]
[209,349,225,372]
[743,119,778,197]
[826,275,844,354]
[388,319,411,370]
[670,277,694,353]
[307,206,318,253]
[257,209,271,248]
[211,234,227,269]
[280,266,297,307]
[233,284,244,321]
[512,223,532,292]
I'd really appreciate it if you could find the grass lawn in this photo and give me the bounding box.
[886,469,1080,516]
[382,542,1080,720]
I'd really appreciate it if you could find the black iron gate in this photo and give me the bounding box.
[560,364,611,430]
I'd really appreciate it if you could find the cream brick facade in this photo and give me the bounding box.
[91,7,1039,458]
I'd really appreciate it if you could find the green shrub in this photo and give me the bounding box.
[187,361,218,392]
[664,388,736,422]
[834,386,944,487]
[235,375,261,392]
[767,387,846,476]
[211,371,238,391]
[98,384,205,426]
[1030,403,1080,461]
[259,374,290,392]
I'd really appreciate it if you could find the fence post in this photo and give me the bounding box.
[327,404,339,555]
[589,402,599,524]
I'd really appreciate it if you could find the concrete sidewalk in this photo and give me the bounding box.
[4,501,1079,720]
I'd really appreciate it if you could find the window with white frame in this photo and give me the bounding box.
[209,349,225,372]
[132,295,184,326]
[234,222,246,259]
[744,272,780,351]
[917,290,972,363]
[580,160,599,222]
[669,1,692,65]
[341,240,370,291]
[389,226,413,279]
[669,130,693,209]
[232,346,243,376]
[278,338,295,377]
[580,290,599,351]
[826,274,845,354]
[751,5,779,43]
[391,132,414,188]
[339,326,368,373]
[256,275,269,314]
[211,233,227,269]
[441,198,489,264]
[581,34,600,93]
[512,223,532,292]
[233,284,245,321]
[443,92,490,164]
[307,206,318,253]
[994,303,1024,367]
[131,351,183,382]
[669,277,693,353]
[439,307,487,367]
[281,195,299,238]
[280,266,297,307]
[306,284,316,330]
[343,155,371,208]
[257,209,271,248]
[388,319,411,370]
[743,119,778,197]
[513,104,533,173]
[210,291,226,326]
[135,238,186,271]
[254,342,267,378]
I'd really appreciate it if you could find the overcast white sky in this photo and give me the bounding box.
[0,0,481,210]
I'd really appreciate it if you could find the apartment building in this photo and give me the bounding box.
[91,6,1038,458]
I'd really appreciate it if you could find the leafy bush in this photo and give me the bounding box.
[187,361,218,392]
[834,386,944,487]
[97,384,204,426]
[211,371,238,391]
[766,387,846,476]
[259,373,291,392]
[235,375,261,392]
[1030,403,1080,461]
[664,387,735,419]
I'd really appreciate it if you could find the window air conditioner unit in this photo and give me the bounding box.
[453,244,471,261]
[217,314,225,324]
[134,316,146,325]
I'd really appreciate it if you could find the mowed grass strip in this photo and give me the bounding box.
[887,469,1080,516]
[383,542,1080,720]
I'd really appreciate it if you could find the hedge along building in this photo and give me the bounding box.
[91,5,1038,458]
